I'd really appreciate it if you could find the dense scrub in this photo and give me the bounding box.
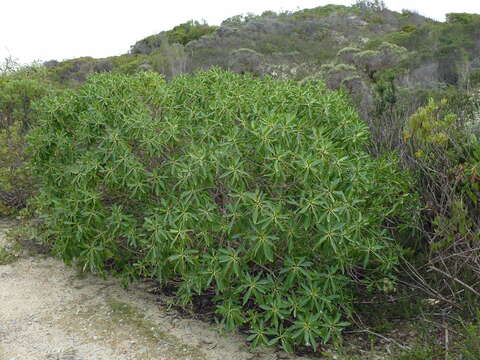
[403,96,480,307]
[49,1,428,85]
[131,20,218,55]
[0,64,51,214]
[28,69,420,350]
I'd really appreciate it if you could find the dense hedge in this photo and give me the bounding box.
[29,69,419,350]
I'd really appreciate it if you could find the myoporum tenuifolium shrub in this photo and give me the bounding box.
[29,69,419,351]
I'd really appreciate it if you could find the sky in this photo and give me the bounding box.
[1,0,479,64]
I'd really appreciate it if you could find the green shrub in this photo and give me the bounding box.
[109,54,148,74]
[403,97,480,305]
[469,69,480,88]
[166,20,218,46]
[131,20,217,54]
[394,347,437,360]
[0,74,49,129]
[29,69,419,351]
[47,57,97,84]
[460,320,480,360]
[147,38,187,79]
[0,67,50,215]
[0,122,33,215]
[403,98,456,156]
[446,13,480,26]
[292,5,356,20]
[337,47,361,64]
[401,25,417,33]
[221,13,258,27]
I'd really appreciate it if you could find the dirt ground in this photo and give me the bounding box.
[0,220,312,360]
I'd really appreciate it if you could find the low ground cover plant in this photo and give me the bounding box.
[29,69,419,351]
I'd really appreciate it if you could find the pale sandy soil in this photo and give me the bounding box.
[0,220,311,360]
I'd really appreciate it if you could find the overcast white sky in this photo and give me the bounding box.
[1,0,479,64]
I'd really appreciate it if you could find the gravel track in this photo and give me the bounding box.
[0,221,308,360]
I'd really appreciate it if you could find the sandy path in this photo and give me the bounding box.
[0,221,307,360]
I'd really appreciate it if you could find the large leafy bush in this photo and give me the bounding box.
[29,69,419,350]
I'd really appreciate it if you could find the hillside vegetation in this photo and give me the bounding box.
[1,0,480,358]
[38,2,480,141]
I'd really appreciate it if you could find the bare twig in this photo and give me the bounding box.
[346,329,410,350]
[429,266,480,297]
[400,258,459,308]
[443,309,449,360]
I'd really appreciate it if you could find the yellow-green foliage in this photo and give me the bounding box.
[402,25,417,33]
[109,54,148,74]
[337,47,361,64]
[403,98,457,158]
[166,20,218,45]
[403,97,480,300]
[0,75,49,128]
[131,20,217,55]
